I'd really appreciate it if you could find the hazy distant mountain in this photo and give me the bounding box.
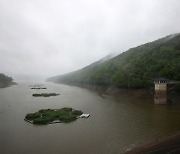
[46,53,118,83]
[13,74,45,82]
[47,33,180,88]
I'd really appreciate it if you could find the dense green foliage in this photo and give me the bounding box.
[47,33,180,88]
[25,108,83,125]
[0,73,13,87]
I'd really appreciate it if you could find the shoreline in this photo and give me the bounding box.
[50,82,154,98]
[48,82,180,103]
[125,132,180,153]
[0,82,17,88]
[24,118,62,124]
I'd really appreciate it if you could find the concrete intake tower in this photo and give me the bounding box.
[154,78,172,104]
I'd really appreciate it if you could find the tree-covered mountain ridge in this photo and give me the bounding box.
[47,33,180,89]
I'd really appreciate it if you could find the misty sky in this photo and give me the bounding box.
[0,0,180,81]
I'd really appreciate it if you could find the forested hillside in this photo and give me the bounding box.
[47,33,180,88]
[0,73,14,88]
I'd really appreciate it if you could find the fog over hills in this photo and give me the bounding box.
[0,0,180,81]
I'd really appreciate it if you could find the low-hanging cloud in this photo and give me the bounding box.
[0,0,180,81]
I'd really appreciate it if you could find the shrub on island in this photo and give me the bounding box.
[32,93,60,97]
[31,87,47,89]
[25,112,41,120]
[25,108,83,125]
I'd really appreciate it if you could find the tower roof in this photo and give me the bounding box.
[153,77,171,82]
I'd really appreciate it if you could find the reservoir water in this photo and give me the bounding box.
[0,82,180,154]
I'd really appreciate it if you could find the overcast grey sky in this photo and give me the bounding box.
[0,0,180,81]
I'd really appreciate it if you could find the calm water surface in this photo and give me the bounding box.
[0,82,180,154]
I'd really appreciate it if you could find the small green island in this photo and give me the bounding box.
[32,93,60,97]
[25,108,83,125]
[31,87,47,89]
